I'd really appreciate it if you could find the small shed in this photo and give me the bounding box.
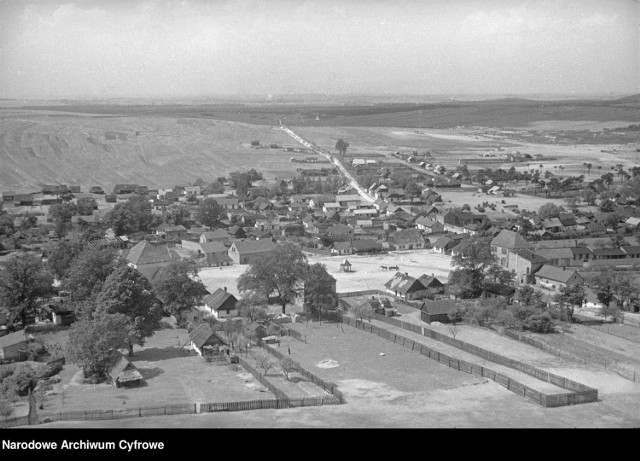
[0,330,28,361]
[419,300,458,324]
[340,259,353,272]
[106,352,144,388]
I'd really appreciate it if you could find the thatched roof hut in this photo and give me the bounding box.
[106,352,144,388]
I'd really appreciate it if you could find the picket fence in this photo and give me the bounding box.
[339,314,597,408]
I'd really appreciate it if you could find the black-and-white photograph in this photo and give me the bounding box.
[0,0,639,433]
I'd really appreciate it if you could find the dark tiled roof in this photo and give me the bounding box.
[203,288,237,311]
[490,229,531,250]
[188,323,215,349]
[126,241,173,265]
[419,300,458,316]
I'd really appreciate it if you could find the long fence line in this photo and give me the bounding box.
[259,343,345,403]
[340,315,596,408]
[1,395,342,428]
[503,329,638,383]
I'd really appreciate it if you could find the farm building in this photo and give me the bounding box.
[384,272,428,300]
[106,352,144,388]
[482,283,516,303]
[419,300,458,324]
[188,323,222,356]
[228,239,276,265]
[0,330,28,361]
[351,239,382,254]
[417,274,445,294]
[203,288,238,319]
[534,265,584,292]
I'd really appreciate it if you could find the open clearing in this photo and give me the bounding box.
[198,250,453,297]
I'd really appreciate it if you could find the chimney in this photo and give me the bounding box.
[224,286,227,292]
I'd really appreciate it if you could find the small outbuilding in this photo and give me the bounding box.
[419,300,458,324]
[106,352,144,388]
[0,330,28,361]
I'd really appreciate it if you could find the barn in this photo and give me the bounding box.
[419,300,458,324]
[106,352,144,388]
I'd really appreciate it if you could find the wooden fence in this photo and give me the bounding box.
[503,328,638,383]
[340,314,597,408]
[259,343,345,403]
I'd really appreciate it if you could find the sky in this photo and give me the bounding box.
[0,0,638,98]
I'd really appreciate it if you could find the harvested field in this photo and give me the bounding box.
[0,112,324,193]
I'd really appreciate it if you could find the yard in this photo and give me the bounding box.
[32,317,274,418]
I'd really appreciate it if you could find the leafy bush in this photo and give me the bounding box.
[523,313,554,333]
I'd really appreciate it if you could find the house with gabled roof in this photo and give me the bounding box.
[188,323,222,356]
[331,241,353,256]
[534,265,583,291]
[415,216,444,234]
[203,288,238,319]
[155,223,187,240]
[228,238,276,264]
[384,272,427,300]
[490,229,533,268]
[432,236,456,254]
[417,274,445,294]
[507,248,549,284]
[125,240,177,281]
[200,229,230,244]
[387,229,424,250]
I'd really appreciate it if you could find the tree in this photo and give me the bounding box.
[65,313,133,378]
[280,357,299,381]
[515,285,545,309]
[196,198,223,228]
[303,263,337,321]
[237,243,308,314]
[590,268,638,312]
[554,284,586,323]
[538,203,561,220]
[49,202,77,232]
[105,196,155,236]
[486,265,515,285]
[165,204,191,226]
[0,254,54,326]
[151,261,207,326]
[0,399,13,420]
[223,319,244,350]
[46,239,85,280]
[253,351,278,376]
[445,269,477,299]
[237,293,268,323]
[448,237,496,298]
[95,266,163,356]
[352,300,373,322]
[62,246,122,302]
[335,139,349,156]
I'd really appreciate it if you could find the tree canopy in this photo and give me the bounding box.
[95,266,163,356]
[65,312,133,378]
[237,243,308,314]
[447,237,496,298]
[303,263,337,320]
[62,246,123,303]
[0,254,54,326]
[196,198,223,228]
[335,139,349,156]
[151,260,207,326]
[105,196,156,236]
